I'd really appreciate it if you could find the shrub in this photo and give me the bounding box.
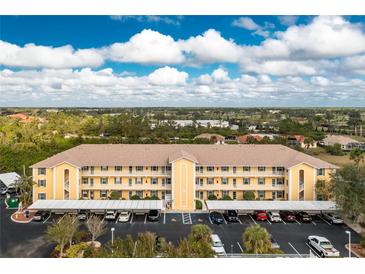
[109,190,122,200]
[130,195,141,200]
[243,190,255,200]
[65,242,88,258]
[207,194,217,200]
[195,200,202,210]
[221,195,232,200]
[325,143,344,156]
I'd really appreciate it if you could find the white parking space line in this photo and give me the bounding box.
[266,219,272,225]
[43,214,51,224]
[129,213,134,224]
[295,219,301,225]
[223,216,228,224]
[288,242,302,258]
[144,214,147,224]
[311,221,317,226]
[163,212,166,224]
[281,219,287,225]
[248,214,257,225]
[318,215,332,226]
[57,214,65,224]
[305,243,320,258]
[115,215,119,224]
[237,242,243,253]
[237,217,242,224]
[208,216,213,224]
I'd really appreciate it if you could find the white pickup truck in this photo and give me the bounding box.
[307,236,340,257]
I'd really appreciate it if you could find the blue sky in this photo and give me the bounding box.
[0,15,365,107]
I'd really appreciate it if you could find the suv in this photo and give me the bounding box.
[253,210,267,221]
[321,212,343,224]
[295,211,312,223]
[268,212,282,223]
[105,210,117,221]
[210,234,226,256]
[147,210,160,222]
[210,211,224,224]
[225,210,238,222]
[307,236,340,257]
[280,211,296,222]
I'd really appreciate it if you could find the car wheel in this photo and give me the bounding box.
[320,251,325,258]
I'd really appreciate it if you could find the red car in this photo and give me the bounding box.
[280,211,296,222]
[253,210,267,221]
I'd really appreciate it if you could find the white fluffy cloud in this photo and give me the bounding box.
[148,66,188,85]
[0,41,104,69]
[105,29,185,64]
[232,17,260,30]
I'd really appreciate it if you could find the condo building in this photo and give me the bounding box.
[31,144,337,211]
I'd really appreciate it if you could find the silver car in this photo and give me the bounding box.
[322,212,343,224]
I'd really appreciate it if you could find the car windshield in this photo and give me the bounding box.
[120,212,128,216]
[320,241,333,248]
[150,210,158,215]
[272,213,279,217]
[228,211,236,216]
[213,241,223,247]
[106,211,115,214]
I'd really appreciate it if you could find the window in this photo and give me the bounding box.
[277,178,284,185]
[221,178,228,185]
[233,178,236,187]
[38,179,46,187]
[208,191,214,197]
[82,178,88,184]
[207,178,213,185]
[136,177,142,184]
[317,168,325,176]
[272,167,276,173]
[198,166,203,173]
[101,166,108,171]
[151,178,158,185]
[233,166,237,174]
[258,166,266,172]
[114,177,121,184]
[221,190,228,197]
[38,193,46,200]
[90,178,94,186]
[258,191,265,200]
[136,191,143,198]
[221,166,229,172]
[162,178,166,186]
[207,166,214,172]
[100,190,107,199]
[129,191,133,199]
[299,170,304,186]
[166,178,171,185]
[136,166,143,172]
[151,190,157,197]
[90,166,94,174]
[166,166,172,172]
[90,191,94,199]
[277,191,284,199]
[243,178,250,185]
[243,166,250,172]
[101,177,108,184]
[232,191,237,200]
[151,166,158,172]
[199,178,203,186]
[115,166,122,171]
[195,178,199,185]
[82,191,88,199]
[258,178,265,185]
[81,166,89,171]
[277,167,285,173]
[161,166,166,174]
[38,168,46,175]
[272,178,276,187]
[129,166,133,173]
[162,191,166,200]
[199,191,204,199]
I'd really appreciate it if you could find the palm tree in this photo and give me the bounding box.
[242,224,271,254]
[46,219,72,257]
[11,165,35,209]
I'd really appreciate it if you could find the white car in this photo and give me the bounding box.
[105,210,117,221]
[118,211,131,222]
[307,236,340,257]
[268,212,282,223]
[211,234,226,256]
[321,213,344,224]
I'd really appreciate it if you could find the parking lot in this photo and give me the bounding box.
[0,196,362,258]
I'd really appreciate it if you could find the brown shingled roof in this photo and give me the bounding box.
[30,144,337,169]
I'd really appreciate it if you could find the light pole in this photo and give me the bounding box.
[111,227,115,245]
[345,230,351,258]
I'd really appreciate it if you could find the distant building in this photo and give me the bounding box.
[162,120,233,128]
[194,133,225,144]
[287,135,317,149]
[322,135,365,151]
[237,134,277,144]
[0,172,20,192]
[7,113,34,123]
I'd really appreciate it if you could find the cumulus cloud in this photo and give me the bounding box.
[278,16,299,26]
[148,66,188,85]
[232,17,261,30]
[0,41,104,69]
[110,15,182,26]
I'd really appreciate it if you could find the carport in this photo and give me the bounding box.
[28,199,164,214]
[205,200,337,213]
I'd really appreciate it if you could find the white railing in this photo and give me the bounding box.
[196,172,285,177]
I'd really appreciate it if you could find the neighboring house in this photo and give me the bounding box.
[321,135,365,151]
[237,134,277,144]
[31,144,337,210]
[7,113,34,123]
[287,135,317,149]
[194,133,225,144]
[0,172,21,192]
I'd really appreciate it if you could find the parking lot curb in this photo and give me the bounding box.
[345,244,362,258]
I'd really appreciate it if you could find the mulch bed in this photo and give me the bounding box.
[11,210,37,223]
[351,244,365,258]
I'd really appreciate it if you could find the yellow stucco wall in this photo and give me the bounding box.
[172,158,195,211]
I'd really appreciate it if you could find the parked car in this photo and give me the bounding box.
[268,212,282,223]
[280,211,296,222]
[147,210,160,222]
[1,187,16,195]
[33,211,50,222]
[270,236,280,249]
[210,211,224,224]
[307,235,340,257]
[77,210,88,221]
[321,212,343,224]
[225,210,238,222]
[118,211,131,222]
[295,211,312,223]
[253,210,267,221]
[0,187,8,195]
[105,210,117,221]
[210,234,226,256]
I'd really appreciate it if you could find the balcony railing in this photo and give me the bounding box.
[64,180,70,192]
[195,171,286,177]
[81,170,172,177]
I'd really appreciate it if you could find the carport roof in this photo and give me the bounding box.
[28,199,164,211]
[205,200,337,211]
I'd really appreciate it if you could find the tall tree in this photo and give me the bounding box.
[87,215,106,244]
[349,148,364,167]
[46,217,73,257]
[242,224,271,254]
[11,165,35,208]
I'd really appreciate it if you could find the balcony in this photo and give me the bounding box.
[81,183,172,191]
[81,170,172,177]
[195,183,286,191]
[195,171,286,177]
